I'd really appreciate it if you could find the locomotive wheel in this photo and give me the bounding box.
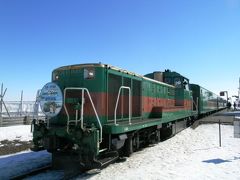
[124,136,133,157]
[156,130,161,142]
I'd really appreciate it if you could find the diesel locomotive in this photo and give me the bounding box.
[31,63,226,170]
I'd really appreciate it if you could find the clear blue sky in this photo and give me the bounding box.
[0,0,240,101]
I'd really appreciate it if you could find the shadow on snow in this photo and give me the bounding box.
[202,156,240,164]
[0,150,51,179]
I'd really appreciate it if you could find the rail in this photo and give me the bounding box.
[11,164,52,179]
[114,86,132,126]
[64,87,102,143]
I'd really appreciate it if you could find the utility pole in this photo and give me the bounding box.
[0,83,3,126]
[33,89,41,119]
[0,83,11,126]
[20,90,23,116]
[239,77,240,100]
[0,83,10,126]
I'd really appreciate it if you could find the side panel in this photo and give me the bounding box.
[200,87,218,113]
[190,84,219,115]
[141,79,175,119]
[107,69,142,122]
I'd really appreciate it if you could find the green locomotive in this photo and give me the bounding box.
[32,63,225,169]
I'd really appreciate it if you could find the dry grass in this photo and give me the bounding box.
[0,140,32,156]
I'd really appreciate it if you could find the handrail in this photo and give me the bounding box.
[197,97,199,112]
[192,97,199,113]
[64,87,102,143]
[114,86,132,126]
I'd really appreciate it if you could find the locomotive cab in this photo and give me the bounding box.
[145,69,190,90]
[163,69,190,90]
[145,69,192,107]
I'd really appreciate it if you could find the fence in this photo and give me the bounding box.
[0,101,44,127]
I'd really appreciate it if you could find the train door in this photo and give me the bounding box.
[107,71,142,122]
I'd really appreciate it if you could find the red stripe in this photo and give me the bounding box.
[61,92,193,117]
[142,96,192,113]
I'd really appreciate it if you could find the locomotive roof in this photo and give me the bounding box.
[53,63,106,71]
[53,63,174,88]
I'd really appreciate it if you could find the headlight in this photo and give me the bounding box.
[39,82,63,117]
[84,68,95,79]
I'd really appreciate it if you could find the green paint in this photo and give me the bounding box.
[33,64,199,160]
[104,110,192,134]
[190,84,219,114]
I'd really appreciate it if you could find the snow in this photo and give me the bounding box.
[0,125,32,142]
[0,125,51,179]
[0,150,51,179]
[80,124,240,180]
[0,124,240,179]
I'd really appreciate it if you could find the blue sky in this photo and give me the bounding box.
[0,0,240,101]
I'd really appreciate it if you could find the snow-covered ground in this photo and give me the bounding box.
[0,125,32,142]
[0,124,240,179]
[82,124,240,180]
[0,125,52,179]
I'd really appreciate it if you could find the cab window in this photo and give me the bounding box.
[183,78,189,90]
[164,77,172,85]
[174,77,182,88]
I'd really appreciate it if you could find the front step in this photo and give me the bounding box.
[94,151,119,169]
[51,151,119,172]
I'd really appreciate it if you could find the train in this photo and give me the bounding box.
[31,63,226,170]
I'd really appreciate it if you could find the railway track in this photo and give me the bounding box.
[10,163,89,179]
[0,150,95,179]
[11,164,52,179]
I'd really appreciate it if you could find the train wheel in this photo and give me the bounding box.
[132,132,140,151]
[186,117,192,127]
[156,130,161,142]
[124,135,133,157]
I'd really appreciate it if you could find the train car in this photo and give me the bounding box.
[218,96,227,110]
[189,84,224,116]
[31,63,222,170]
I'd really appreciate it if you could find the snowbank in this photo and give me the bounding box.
[0,125,32,142]
[82,124,240,180]
[0,124,239,179]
